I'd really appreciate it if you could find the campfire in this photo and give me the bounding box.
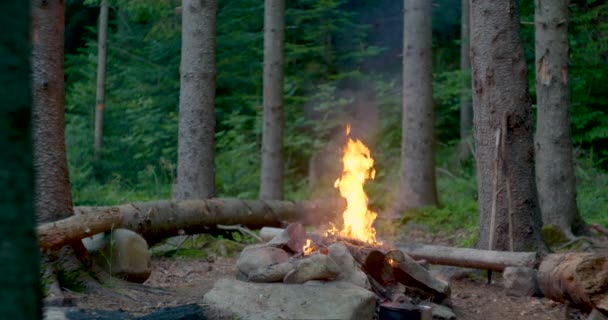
[235,127,452,318]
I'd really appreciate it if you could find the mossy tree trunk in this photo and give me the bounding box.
[535,0,586,238]
[470,0,547,252]
[94,0,109,168]
[398,0,438,211]
[260,0,285,200]
[175,0,217,200]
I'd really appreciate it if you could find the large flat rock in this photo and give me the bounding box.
[203,278,376,320]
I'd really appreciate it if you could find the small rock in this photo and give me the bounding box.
[203,278,376,320]
[588,309,608,320]
[82,229,151,283]
[421,302,456,320]
[267,223,307,253]
[502,266,540,297]
[328,243,371,289]
[284,253,340,284]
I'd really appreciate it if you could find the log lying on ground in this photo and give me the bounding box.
[398,243,539,271]
[37,198,344,250]
[538,253,608,314]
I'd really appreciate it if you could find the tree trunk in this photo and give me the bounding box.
[538,253,608,314]
[399,0,438,211]
[94,0,109,166]
[458,0,472,158]
[175,0,217,200]
[38,198,345,250]
[260,0,285,200]
[470,0,547,252]
[32,0,101,295]
[535,0,585,238]
[0,1,42,317]
[32,0,74,223]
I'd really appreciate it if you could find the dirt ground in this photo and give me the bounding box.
[66,224,607,320]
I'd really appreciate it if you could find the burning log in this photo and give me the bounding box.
[37,198,344,250]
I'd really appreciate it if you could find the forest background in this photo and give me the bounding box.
[65,0,607,246]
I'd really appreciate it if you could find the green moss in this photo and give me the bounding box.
[541,224,569,247]
[56,269,87,293]
[152,237,245,259]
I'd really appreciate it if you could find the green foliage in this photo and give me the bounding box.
[150,234,249,259]
[64,0,608,239]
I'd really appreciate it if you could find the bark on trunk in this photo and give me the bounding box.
[0,2,42,317]
[94,0,109,165]
[260,0,285,200]
[37,198,345,250]
[535,0,585,237]
[470,0,547,252]
[32,0,74,223]
[538,253,608,314]
[176,0,217,200]
[458,0,472,158]
[399,0,438,210]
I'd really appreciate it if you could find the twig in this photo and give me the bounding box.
[556,236,595,250]
[489,127,502,252]
[591,224,608,237]
[501,113,514,252]
[217,224,263,242]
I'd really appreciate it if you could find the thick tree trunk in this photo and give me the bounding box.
[94,0,109,166]
[176,0,217,200]
[0,1,42,317]
[399,0,438,210]
[535,0,585,238]
[470,0,547,252]
[458,0,472,158]
[38,198,345,250]
[260,0,285,200]
[538,253,608,314]
[32,0,74,223]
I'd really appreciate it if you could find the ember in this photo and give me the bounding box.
[329,125,378,244]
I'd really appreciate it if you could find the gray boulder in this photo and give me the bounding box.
[283,253,340,284]
[82,229,151,283]
[328,243,371,289]
[236,245,289,278]
[502,266,540,297]
[203,278,376,320]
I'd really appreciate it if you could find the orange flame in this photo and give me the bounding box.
[302,239,315,255]
[331,125,378,244]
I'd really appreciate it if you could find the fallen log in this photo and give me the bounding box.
[538,253,608,314]
[398,243,538,271]
[37,198,344,250]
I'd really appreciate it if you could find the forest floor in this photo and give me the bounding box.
[64,222,608,320]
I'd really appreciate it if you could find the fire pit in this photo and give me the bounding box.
[204,127,454,319]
